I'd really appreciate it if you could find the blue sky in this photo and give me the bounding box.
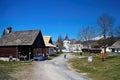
[0,0,120,41]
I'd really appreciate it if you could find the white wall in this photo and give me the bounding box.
[69,43,83,52]
[106,47,112,52]
[63,40,70,50]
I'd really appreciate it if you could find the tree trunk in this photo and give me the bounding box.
[103,34,106,54]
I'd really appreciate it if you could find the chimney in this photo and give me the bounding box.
[6,27,12,34]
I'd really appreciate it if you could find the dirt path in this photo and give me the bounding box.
[13,53,90,80]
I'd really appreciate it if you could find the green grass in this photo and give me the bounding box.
[72,52,98,57]
[0,61,32,80]
[48,52,63,60]
[68,53,120,80]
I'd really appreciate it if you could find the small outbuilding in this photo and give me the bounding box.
[110,39,120,52]
[43,36,56,55]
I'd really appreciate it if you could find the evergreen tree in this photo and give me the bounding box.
[2,29,6,37]
[57,35,63,53]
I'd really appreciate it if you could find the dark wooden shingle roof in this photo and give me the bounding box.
[0,30,40,46]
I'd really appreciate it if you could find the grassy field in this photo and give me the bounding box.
[69,53,120,80]
[0,61,32,80]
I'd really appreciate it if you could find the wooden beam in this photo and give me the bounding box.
[16,47,18,61]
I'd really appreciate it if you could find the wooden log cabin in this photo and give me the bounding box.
[0,27,45,61]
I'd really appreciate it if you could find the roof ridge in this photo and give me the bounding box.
[43,36,51,37]
[13,30,40,33]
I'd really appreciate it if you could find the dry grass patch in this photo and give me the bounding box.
[0,61,33,80]
[68,54,120,80]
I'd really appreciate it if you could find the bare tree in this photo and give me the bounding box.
[57,35,63,53]
[116,26,120,38]
[78,26,95,41]
[77,26,96,54]
[97,14,115,53]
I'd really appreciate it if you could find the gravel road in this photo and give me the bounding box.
[13,53,90,80]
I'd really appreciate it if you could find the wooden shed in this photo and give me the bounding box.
[0,29,45,61]
[43,36,56,55]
